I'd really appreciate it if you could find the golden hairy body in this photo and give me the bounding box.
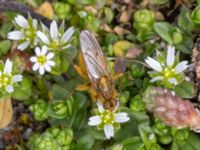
[91,75,117,110]
[76,30,119,111]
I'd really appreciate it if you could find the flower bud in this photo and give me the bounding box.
[143,87,200,132]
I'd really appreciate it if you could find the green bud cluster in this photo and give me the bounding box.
[29,99,48,121]
[131,64,146,78]
[119,91,130,104]
[130,95,145,112]
[28,127,73,150]
[54,2,71,20]
[133,9,155,41]
[153,119,172,145]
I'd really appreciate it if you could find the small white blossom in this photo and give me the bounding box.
[88,102,129,139]
[145,45,188,88]
[0,59,23,93]
[7,15,38,51]
[37,21,74,50]
[30,46,55,75]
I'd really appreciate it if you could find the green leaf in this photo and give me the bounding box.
[75,135,94,150]
[73,92,87,109]
[174,81,195,98]
[51,84,69,100]
[122,136,144,150]
[0,40,11,56]
[154,22,174,44]
[171,133,200,150]
[178,8,195,31]
[0,21,13,38]
[175,35,193,54]
[114,111,149,140]
[12,77,32,101]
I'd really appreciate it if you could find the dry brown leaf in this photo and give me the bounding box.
[126,47,143,58]
[0,98,13,128]
[84,5,98,14]
[100,24,113,33]
[119,10,133,23]
[113,26,131,35]
[155,11,165,21]
[36,2,54,19]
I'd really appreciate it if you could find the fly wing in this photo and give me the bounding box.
[80,30,110,81]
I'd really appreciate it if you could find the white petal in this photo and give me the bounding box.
[39,66,45,75]
[145,57,162,72]
[46,53,54,60]
[15,15,29,28]
[17,41,30,50]
[50,21,58,40]
[150,76,164,82]
[41,46,48,55]
[88,116,101,126]
[30,56,37,62]
[5,85,14,93]
[174,61,188,74]
[32,19,38,29]
[61,27,74,43]
[4,59,12,74]
[112,101,119,112]
[12,74,23,83]
[62,44,71,49]
[35,47,41,56]
[44,64,51,72]
[47,60,55,66]
[37,31,50,45]
[32,63,39,71]
[104,124,114,139]
[97,102,105,113]
[168,78,178,85]
[114,113,130,123]
[7,31,24,40]
[167,45,175,67]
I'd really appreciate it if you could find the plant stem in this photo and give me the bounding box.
[0,0,52,27]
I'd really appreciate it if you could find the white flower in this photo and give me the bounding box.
[7,15,38,50]
[30,46,55,75]
[0,59,23,93]
[88,102,129,139]
[37,21,74,50]
[145,45,188,88]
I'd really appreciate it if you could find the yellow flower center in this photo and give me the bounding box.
[101,110,114,124]
[37,55,46,65]
[163,68,175,78]
[0,74,11,87]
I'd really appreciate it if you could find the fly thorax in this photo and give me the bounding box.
[98,76,113,99]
